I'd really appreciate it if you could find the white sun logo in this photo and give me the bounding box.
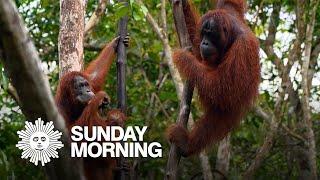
[16,118,64,166]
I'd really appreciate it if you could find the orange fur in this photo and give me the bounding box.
[167,0,260,156]
[55,38,126,180]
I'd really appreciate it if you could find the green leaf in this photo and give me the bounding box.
[140,4,148,16]
[113,2,129,19]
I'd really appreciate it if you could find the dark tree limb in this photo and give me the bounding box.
[165,0,194,180]
[0,0,84,179]
[117,5,128,113]
[116,1,129,179]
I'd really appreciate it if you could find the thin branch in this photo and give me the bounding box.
[263,3,282,69]
[310,37,320,62]
[153,92,171,119]
[161,0,167,33]
[308,37,320,84]
[84,0,108,36]
[140,68,171,119]
[281,124,306,143]
[156,73,169,90]
[252,0,265,27]
[136,0,183,95]
[254,106,306,142]
[136,0,164,40]
[243,105,279,178]
[265,4,280,45]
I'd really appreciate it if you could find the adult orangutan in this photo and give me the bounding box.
[167,0,260,156]
[55,36,128,179]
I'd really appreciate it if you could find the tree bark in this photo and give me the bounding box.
[0,0,84,179]
[55,0,87,179]
[116,1,128,179]
[165,1,195,180]
[215,135,231,180]
[58,0,86,76]
[299,0,319,178]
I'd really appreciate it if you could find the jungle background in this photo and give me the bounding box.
[0,0,320,179]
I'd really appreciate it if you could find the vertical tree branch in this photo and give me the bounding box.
[165,1,194,180]
[116,1,128,179]
[300,0,319,178]
[116,5,128,113]
[161,0,167,33]
[308,39,320,85]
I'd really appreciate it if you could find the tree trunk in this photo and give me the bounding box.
[58,0,86,75]
[215,135,231,180]
[54,0,87,179]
